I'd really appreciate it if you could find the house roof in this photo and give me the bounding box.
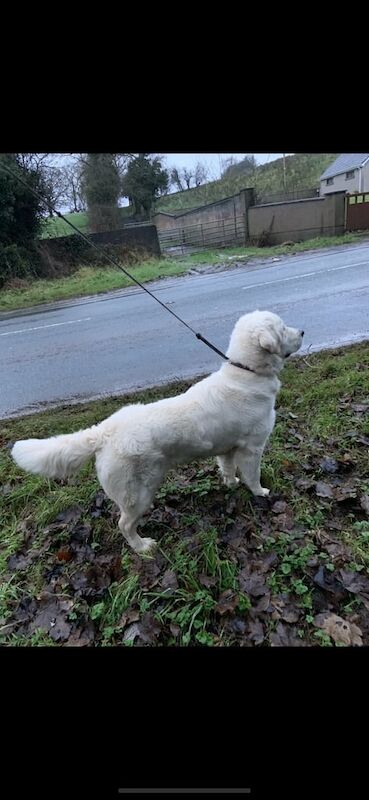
[320,154,369,180]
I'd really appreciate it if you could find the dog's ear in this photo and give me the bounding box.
[258,328,281,354]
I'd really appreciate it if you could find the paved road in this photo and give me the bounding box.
[1,242,369,419]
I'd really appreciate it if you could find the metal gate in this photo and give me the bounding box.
[158,214,247,255]
[346,192,369,231]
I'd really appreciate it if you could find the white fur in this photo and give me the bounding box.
[11,310,303,555]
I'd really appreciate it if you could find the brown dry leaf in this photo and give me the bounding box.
[314,612,363,646]
[198,573,217,588]
[334,486,357,503]
[215,590,239,616]
[65,622,95,647]
[118,609,140,630]
[238,568,269,597]
[138,612,162,644]
[270,622,304,647]
[56,547,73,563]
[247,619,265,645]
[270,596,300,623]
[338,570,369,600]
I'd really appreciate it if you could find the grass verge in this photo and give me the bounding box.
[0,232,366,313]
[1,343,369,647]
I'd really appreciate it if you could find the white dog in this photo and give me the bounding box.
[11,310,303,555]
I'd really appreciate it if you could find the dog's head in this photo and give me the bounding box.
[227,310,304,374]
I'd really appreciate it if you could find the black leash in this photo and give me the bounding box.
[0,161,254,372]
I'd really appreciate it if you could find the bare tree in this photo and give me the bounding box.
[220,155,241,177]
[182,168,194,190]
[16,154,67,216]
[170,167,184,192]
[194,161,209,187]
[60,162,85,212]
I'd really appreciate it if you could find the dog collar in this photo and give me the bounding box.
[228,360,255,373]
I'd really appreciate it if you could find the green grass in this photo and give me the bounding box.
[40,207,133,239]
[1,232,366,313]
[0,258,189,311]
[154,154,337,213]
[1,342,369,647]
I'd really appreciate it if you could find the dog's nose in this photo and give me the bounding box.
[300,330,305,337]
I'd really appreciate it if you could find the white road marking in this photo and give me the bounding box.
[242,261,369,290]
[0,317,92,337]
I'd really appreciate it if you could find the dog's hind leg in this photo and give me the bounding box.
[234,444,270,497]
[97,453,164,555]
[216,450,240,487]
[118,514,157,555]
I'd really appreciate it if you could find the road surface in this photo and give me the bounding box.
[1,241,369,419]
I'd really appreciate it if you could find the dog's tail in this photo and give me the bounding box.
[11,425,102,480]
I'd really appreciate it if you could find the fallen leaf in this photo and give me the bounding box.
[270,622,304,647]
[334,486,357,503]
[161,570,179,591]
[28,597,73,641]
[138,612,162,644]
[118,609,140,629]
[338,570,369,599]
[247,619,265,645]
[123,623,141,643]
[314,612,362,646]
[230,618,247,635]
[56,547,73,563]
[215,590,239,616]
[270,596,300,623]
[272,500,287,514]
[238,568,269,597]
[8,551,38,571]
[319,458,338,474]
[198,573,217,588]
[54,505,83,526]
[312,565,346,599]
[315,482,334,499]
[65,622,95,647]
[295,478,315,491]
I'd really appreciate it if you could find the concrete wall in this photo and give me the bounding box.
[38,223,161,275]
[88,224,160,254]
[248,192,346,245]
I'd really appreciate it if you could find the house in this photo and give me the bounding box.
[320,154,369,196]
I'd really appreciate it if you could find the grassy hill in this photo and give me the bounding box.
[39,154,337,238]
[40,207,133,239]
[154,153,338,214]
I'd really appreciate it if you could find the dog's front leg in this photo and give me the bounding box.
[216,450,240,487]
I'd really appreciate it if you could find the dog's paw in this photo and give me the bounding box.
[257,487,270,497]
[136,537,158,556]
[224,476,240,488]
